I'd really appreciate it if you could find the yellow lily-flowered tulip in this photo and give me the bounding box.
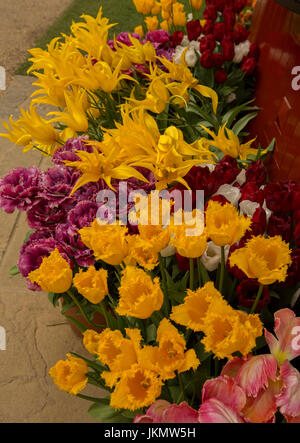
[0,104,60,155]
[70,7,116,61]
[71,57,136,93]
[48,87,89,133]
[201,124,266,161]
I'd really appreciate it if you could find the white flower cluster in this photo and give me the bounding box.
[233,40,251,64]
[174,36,202,68]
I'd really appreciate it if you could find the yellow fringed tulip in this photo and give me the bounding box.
[206,200,252,246]
[49,354,88,395]
[170,210,207,258]
[116,266,164,319]
[171,282,224,331]
[73,266,108,304]
[172,2,187,27]
[229,236,292,285]
[139,319,200,380]
[28,248,72,293]
[201,301,263,360]
[110,364,162,411]
[83,330,102,355]
[79,220,129,266]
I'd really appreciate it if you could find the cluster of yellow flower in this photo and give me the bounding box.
[29,197,293,410]
[132,0,203,33]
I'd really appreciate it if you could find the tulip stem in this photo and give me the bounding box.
[189,258,195,290]
[197,258,202,287]
[176,371,186,403]
[250,284,264,314]
[218,246,225,293]
[97,301,111,329]
[159,253,170,315]
[67,290,92,326]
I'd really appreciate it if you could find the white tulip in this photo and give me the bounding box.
[185,48,198,67]
[239,200,260,218]
[233,40,251,64]
[236,169,246,186]
[197,163,215,172]
[189,40,200,51]
[201,242,230,272]
[160,244,177,257]
[174,46,185,64]
[181,36,190,47]
[214,184,241,207]
[262,200,272,222]
[226,93,237,104]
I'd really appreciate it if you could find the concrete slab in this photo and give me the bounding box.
[0,76,106,422]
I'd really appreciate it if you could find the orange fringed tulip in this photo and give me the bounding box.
[110,364,163,411]
[139,319,200,380]
[28,248,72,293]
[116,266,164,319]
[49,354,88,395]
[171,282,224,331]
[79,220,129,266]
[206,200,251,246]
[229,236,292,285]
[73,266,108,304]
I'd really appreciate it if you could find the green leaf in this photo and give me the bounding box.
[255,335,267,351]
[9,265,20,276]
[146,323,157,343]
[221,99,256,127]
[88,402,131,422]
[48,292,61,307]
[64,314,87,333]
[194,341,213,362]
[269,290,280,300]
[231,111,258,136]
[24,230,35,243]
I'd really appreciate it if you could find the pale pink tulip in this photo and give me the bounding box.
[264,309,300,365]
[163,402,199,423]
[276,360,300,423]
[202,375,247,413]
[134,400,170,423]
[198,399,245,423]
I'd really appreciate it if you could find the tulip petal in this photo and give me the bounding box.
[202,375,247,413]
[276,360,300,420]
[163,402,199,423]
[265,308,300,364]
[199,399,245,423]
[235,355,278,397]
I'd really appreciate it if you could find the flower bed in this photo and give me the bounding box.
[0,0,299,424]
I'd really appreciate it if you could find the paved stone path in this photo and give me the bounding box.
[0,76,103,422]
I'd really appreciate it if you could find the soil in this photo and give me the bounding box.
[0,0,73,81]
